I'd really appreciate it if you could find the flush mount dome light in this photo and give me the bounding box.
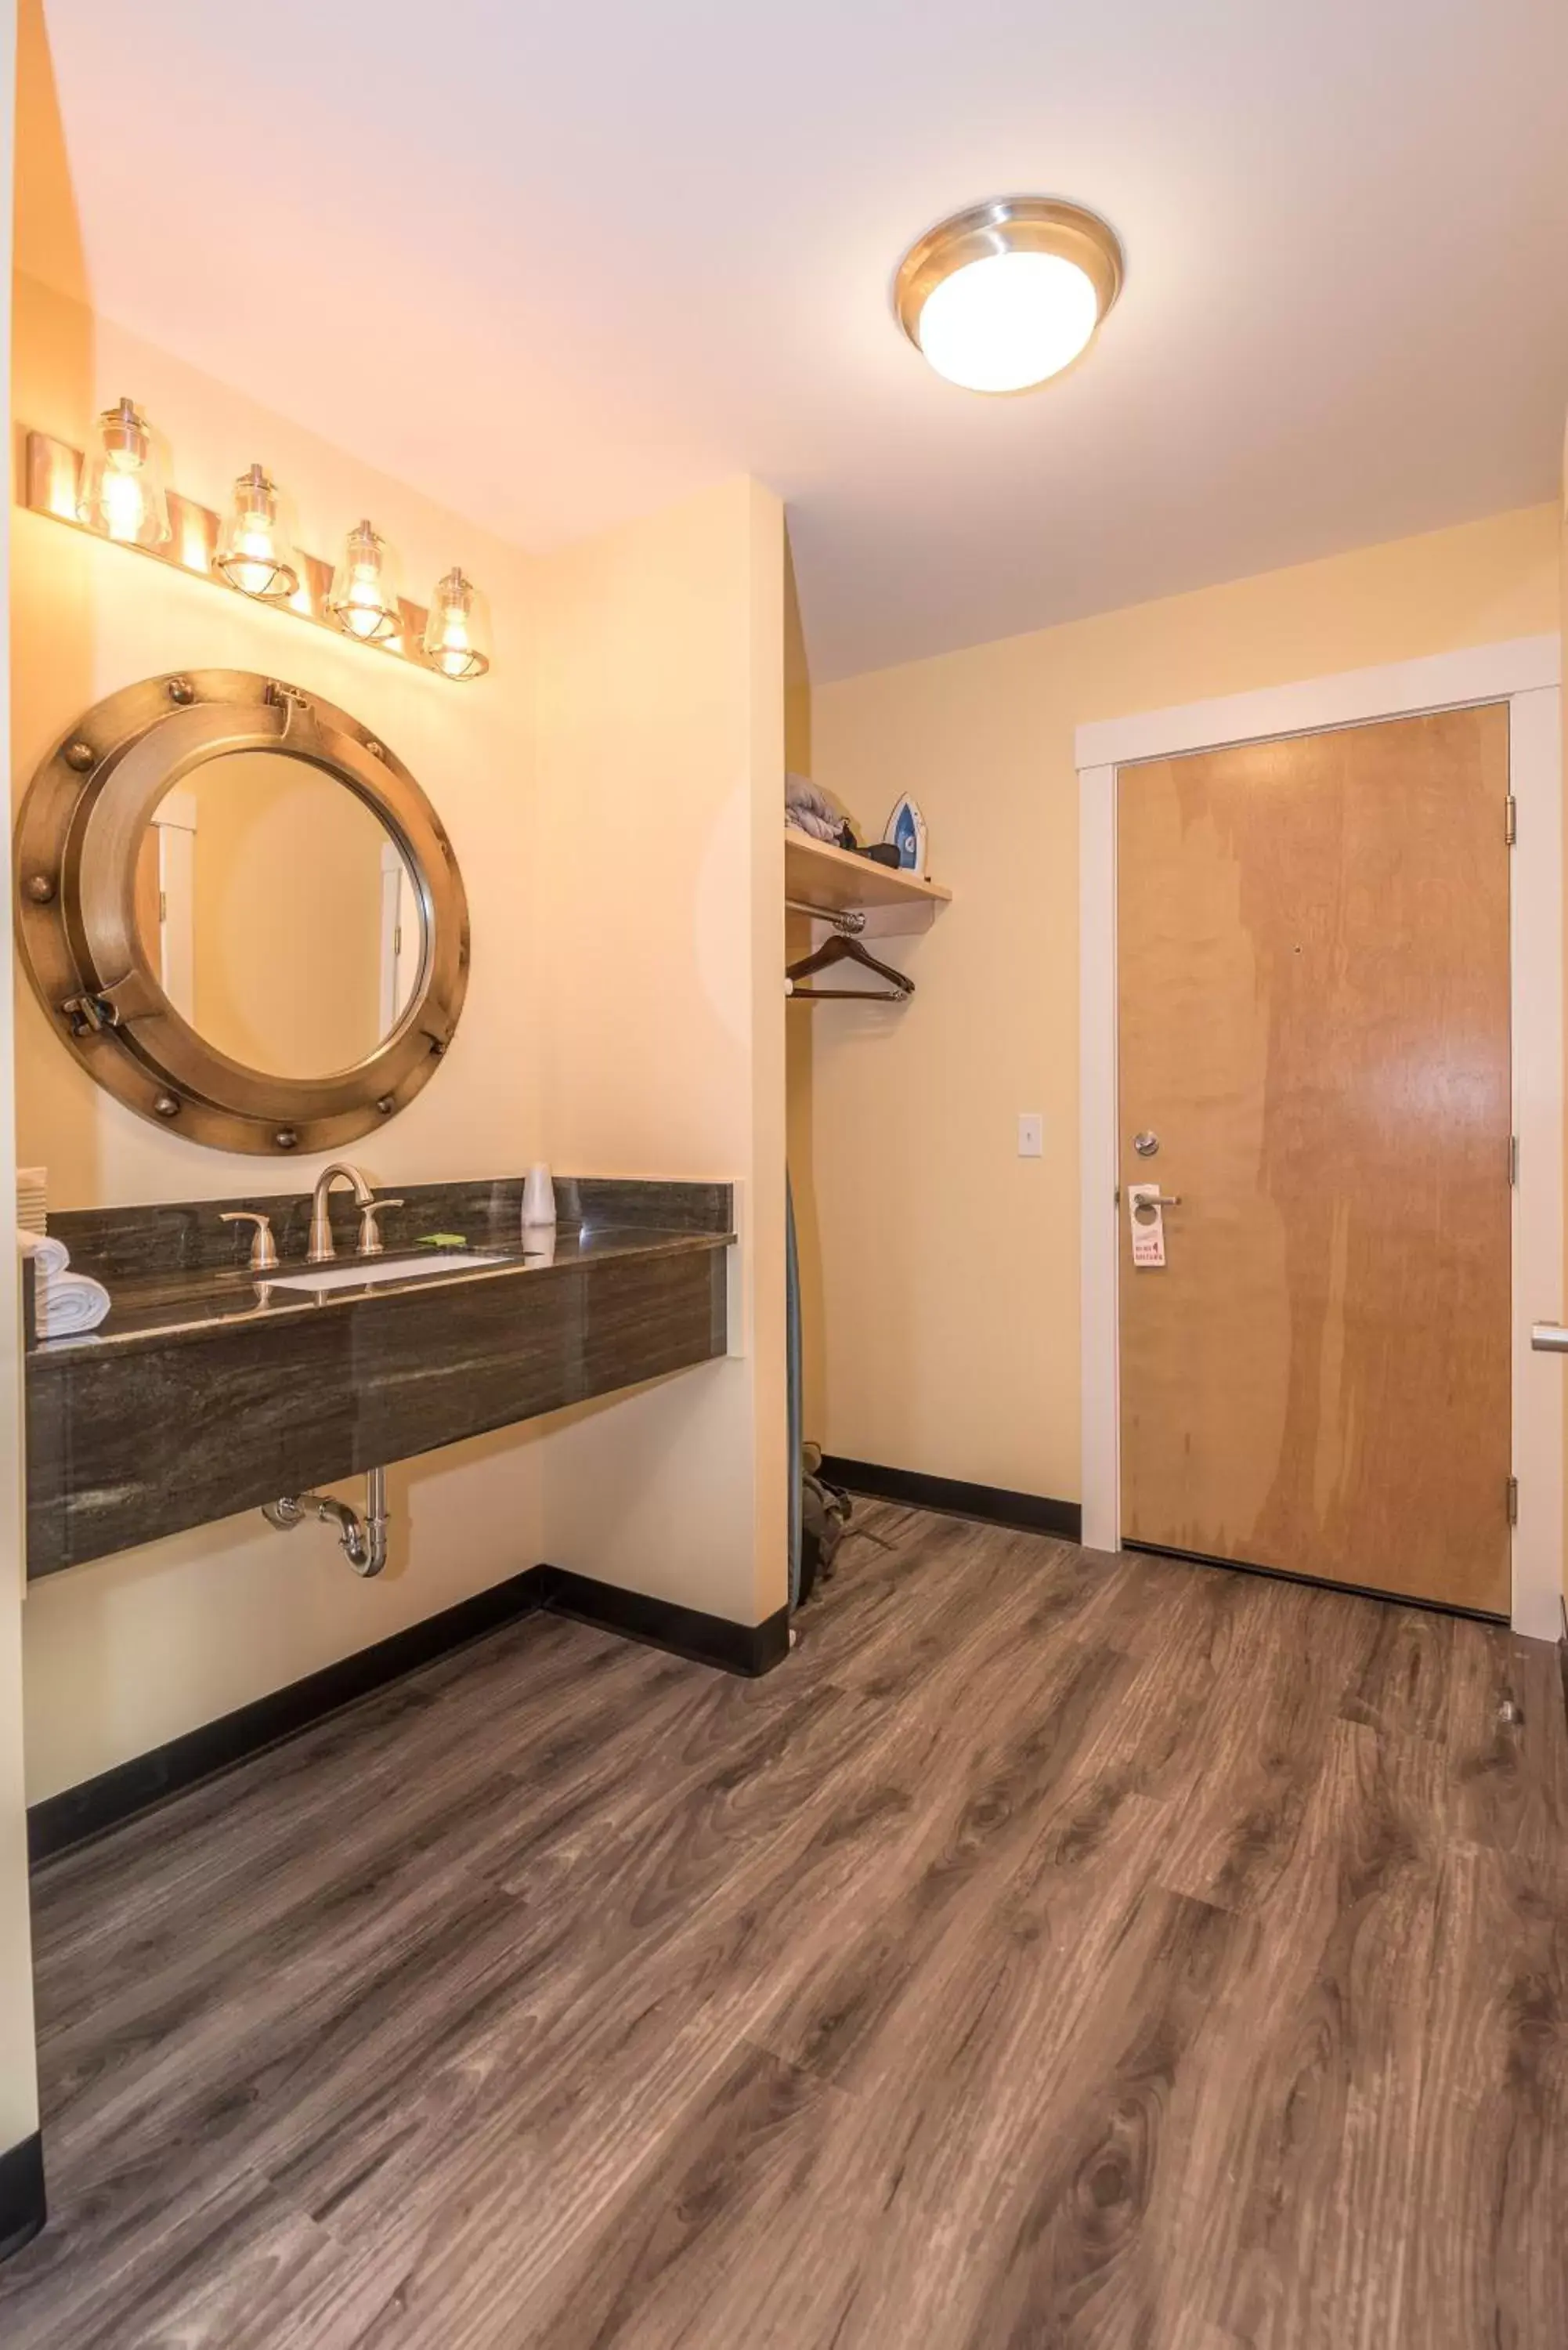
[894,197,1124,393]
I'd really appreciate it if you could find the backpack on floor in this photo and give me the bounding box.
[799,1449,851,1606]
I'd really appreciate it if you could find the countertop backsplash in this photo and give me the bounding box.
[46,1175,735,1288]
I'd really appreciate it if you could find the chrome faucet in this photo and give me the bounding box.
[308,1162,376,1263]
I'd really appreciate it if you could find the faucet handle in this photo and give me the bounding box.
[356,1198,405,1258]
[220,1210,278,1273]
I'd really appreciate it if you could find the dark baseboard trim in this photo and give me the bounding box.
[0,2131,46,2265]
[28,1564,788,1863]
[820,1457,1082,1544]
[540,1567,790,1677]
[27,1566,550,1864]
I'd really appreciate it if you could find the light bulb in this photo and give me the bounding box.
[215,464,299,602]
[102,465,153,543]
[344,582,385,639]
[423,567,490,680]
[916,251,1099,392]
[324,519,401,645]
[77,396,171,548]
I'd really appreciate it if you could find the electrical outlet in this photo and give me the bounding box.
[1017,1112,1044,1158]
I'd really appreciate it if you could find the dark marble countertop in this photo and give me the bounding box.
[31,1222,735,1361]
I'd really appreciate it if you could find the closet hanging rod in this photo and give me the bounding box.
[788,986,908,1002]
[785,897,865,934]
[785,977,912,1003]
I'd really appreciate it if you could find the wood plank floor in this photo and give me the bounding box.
[4,1506,1566,2348]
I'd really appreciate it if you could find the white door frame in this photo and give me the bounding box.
[151,786,197,1022]
[1075,635,1563,1639]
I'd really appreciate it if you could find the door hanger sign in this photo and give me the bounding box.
[1128,1183,1166,1268]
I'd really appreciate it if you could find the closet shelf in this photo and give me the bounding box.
[784,830,952,936]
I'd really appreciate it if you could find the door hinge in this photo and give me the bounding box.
[1507,1475,1519,1526]
[1510,1134,1519,1187]
[1505,795,1518,846]
[1113,1185,1122,1209]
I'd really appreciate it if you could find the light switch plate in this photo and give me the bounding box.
[1017,1112,1044,1158]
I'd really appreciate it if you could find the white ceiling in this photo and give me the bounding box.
[21,0,1568,681]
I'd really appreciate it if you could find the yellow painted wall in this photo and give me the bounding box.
[0,0,41,2174]
[13,276,788,1795]
[805,504,1561,1502]
[530,478,788,1625]
[13,276,546,1204]
[12,274,552,1802]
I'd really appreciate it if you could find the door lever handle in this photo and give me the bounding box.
[1130,1191,1183,1219]
[1531,1323,1568,1353]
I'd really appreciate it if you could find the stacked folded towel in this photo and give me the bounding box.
[19,1229,111,1338]
[786,773,848,846]
[17,1166,47,1236]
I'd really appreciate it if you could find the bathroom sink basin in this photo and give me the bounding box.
[269,1251,501,1294]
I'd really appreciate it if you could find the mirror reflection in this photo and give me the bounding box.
[134,750,424,1079]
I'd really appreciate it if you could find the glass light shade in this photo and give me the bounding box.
[76,396,171,548]
[323,518,402,644]
[916,251,1100,392]
[423,567,491,680]
[215,464,299,602]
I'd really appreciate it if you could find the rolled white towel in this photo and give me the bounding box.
[18,1229,69,1278]
[19,1230,110,1337]
[38,1271,111,1336]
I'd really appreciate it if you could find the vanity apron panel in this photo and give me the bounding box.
[346,1263,581,1461]
[27,1310,359,1577]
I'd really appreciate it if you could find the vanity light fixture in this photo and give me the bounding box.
[76,396,172,547]
[215,464,300,602]
[893,197,1123,394]
[324,518,403,645]
[424,568,490,680]
[23,425,489,680]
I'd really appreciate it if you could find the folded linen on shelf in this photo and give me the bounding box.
[786,772,847,844]
[787,806,842,843]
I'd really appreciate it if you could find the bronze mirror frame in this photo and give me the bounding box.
[13,669,471,1154]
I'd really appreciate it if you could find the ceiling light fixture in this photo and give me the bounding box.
[215,464,300,602]
[77,396,172,547]
[893,197,1123,394]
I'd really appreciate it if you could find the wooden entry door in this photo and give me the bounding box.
[1116,706,1512,1614]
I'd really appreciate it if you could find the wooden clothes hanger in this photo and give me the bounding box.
[786,929,914,1003]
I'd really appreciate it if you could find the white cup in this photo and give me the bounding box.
[521,1162,555,1231]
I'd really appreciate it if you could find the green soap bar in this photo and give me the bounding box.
[417,1233,468,1249]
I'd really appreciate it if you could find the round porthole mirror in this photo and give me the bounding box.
[13,671,470,1153]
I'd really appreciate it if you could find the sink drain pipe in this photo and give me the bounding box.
[262,1465,388,1577]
